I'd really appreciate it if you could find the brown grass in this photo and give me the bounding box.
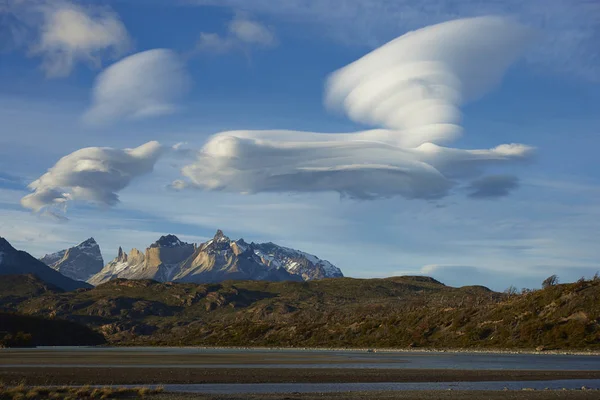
[0,383,164,399]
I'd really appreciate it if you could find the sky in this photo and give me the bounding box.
[1,0,599,291]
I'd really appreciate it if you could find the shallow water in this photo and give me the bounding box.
[2,347,600,370]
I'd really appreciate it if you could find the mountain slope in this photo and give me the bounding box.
[40,238,104,281]
[0,237,90,291]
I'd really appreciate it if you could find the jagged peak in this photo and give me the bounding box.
[213,229,230,242]
[115,246,127,262]
[150,234,189,248]
[76,237,99,249]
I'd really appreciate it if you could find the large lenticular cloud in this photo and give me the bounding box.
[177,16,536,200]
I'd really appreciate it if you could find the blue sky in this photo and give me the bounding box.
[1,0,599,291]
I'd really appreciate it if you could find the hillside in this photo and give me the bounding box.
[2,275,599,350]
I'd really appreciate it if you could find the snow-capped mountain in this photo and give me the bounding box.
[0,237,90,291]
[87,230,343,285]
[40,238,104,281]
[88,235,195,286]
[172,230,301,283]
[251,242,343,281]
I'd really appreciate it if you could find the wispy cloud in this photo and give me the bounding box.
[3,0,131,77]
[83,49,191,125]
[193,13,277,55]
[189,0,600,82]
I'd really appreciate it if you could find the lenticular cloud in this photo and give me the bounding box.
[21,141,166,218]
[83,49,190,125]
[177,16,536,200]
[325,16,533,147]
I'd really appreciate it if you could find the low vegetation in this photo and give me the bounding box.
[0,384,163,399]
[1,274,599,350]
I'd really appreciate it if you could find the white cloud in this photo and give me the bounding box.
[4,0,131,77]
[176,17,535,200]
[229,15,276,46]
[195,14,276,54]
[325,16,533,146]
[83,49,191,125]
[177,129,532,199]
[21,141,168,218]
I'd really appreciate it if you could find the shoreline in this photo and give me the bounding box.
[95,345,600,356]
[153,391,600,400]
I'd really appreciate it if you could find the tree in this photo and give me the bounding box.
[504,285,518,296]
[542,274,559,289]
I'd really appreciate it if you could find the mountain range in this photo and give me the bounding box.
[3,230,343,288]
[89,230,343,285]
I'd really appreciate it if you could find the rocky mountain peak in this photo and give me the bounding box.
[40,238,104,282]
[150,234,187,248]
[116,247,127,263]
[213,230,230,242]
[78,238,98,248]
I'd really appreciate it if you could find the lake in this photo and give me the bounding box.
[2,347,600,370]
[2,347,600,393]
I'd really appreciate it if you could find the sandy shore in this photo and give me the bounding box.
[1,367,600,386]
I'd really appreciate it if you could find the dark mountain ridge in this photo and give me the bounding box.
[0,237,90,291]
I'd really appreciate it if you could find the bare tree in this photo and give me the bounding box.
[542,274,559,289]
[504,285,518,296]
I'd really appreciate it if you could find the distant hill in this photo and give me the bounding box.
[0,237,91,291]
[2,274,599,350]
